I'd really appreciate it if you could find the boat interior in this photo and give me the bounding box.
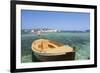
[32,39,63,51]
[32,39,74,53]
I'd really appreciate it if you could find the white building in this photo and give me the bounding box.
[31,29,58,33]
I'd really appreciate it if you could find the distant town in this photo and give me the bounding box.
[21,28,90,34]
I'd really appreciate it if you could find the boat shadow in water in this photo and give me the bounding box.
[32,51,41,62]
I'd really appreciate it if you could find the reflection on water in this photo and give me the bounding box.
[21,32,90,63]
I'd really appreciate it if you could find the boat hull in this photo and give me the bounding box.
[33,51,75,61]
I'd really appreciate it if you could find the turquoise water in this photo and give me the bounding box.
[21,32,90,63]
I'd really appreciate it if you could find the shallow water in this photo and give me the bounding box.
[21,32,90,63]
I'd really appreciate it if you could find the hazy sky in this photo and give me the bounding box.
[21,10,90,31]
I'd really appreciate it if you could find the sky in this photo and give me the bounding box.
[21,10,90,31]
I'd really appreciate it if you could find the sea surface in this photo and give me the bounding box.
[21,32,90,63]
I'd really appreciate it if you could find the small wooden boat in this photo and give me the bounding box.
[31,39,75,61]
